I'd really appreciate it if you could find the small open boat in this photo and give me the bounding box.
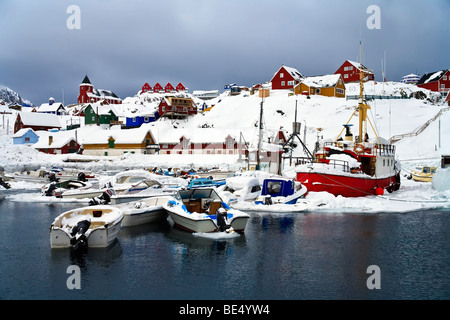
[164,187,249,233]
[117,196,171,227]
[50,205,123,248]
[410,166,437,182]
[255,177,307,205]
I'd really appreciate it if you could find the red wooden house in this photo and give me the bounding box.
[158,96,197,119]
[153,83,163,93]
[335,60,374,83]
[417,69,450,95]
[270,65,304,90]
[164,82,175,93]
[141,83,152,94]
[14,112,62,134]
[176,82,188,92]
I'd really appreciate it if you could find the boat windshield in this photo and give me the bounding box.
[176,188,222,201]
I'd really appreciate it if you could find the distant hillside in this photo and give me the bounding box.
[0,85,32,106]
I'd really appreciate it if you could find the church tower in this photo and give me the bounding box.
[77,75,94,104]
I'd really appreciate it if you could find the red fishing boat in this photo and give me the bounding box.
[294,49,401,197]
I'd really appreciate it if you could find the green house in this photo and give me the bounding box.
[84,104,119,126]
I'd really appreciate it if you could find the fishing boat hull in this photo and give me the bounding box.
[166,208,249,233]
[296,171,400,197]
[118,196,170,227]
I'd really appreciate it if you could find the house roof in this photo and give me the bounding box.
[37,102,65,113]
[300,74,342,88]
[88,89,120,100]
[17,112,62,128]
[81,125,156,145]
[12,128,36,138]
[81,75,92,85]
[272,65,304,81]
[33,130,77,149]
[417,69,449,85]
[345,60,374,74]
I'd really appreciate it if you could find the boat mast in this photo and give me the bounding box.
[358,41,371,143]
[256,97,264,170]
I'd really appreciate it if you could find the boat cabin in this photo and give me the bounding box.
[175,188,229,214]
[261,178,296,197]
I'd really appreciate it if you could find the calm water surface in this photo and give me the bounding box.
[1,192,449,300]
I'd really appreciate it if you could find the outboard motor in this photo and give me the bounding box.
[77,172,87,182]
[48,172,59,182]
[89,188,115,206]
[0,177,11,189]
[44,182,57,196]
[70,218,91,250]
[216,208,228,232]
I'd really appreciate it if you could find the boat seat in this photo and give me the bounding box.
[208,200,223,214]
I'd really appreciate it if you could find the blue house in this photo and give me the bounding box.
[125,111,159,128]
[12,128,39,145]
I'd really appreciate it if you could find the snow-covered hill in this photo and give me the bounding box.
[0,85,32,106]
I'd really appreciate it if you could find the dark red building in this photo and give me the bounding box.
[77,75,121,104]
[153,83,163,93]
[270,65,303,90]
[141,83,152,94]
[335,60,374,83]
[176,82,187,92]
[417,69,450,94]
[164,82,175,93]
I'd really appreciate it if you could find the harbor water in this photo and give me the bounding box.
[0,191,449,300]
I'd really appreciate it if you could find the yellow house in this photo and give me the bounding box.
[294,74,345,98]
[81,126,158,156]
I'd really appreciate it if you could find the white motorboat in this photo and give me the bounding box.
[163,187,250,233]
[117,196,171,227]
[110,179,179,205]
[42,180,106,199]
[50,205,124,248]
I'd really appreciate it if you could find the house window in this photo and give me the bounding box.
[344,74,348,79]
[226,138,234,149]
[133,117,136,122]
[108,139,115,148]
[24,137,30,142]
[444,76,447,81]
[280,73,284,78]
[182,139,189,149]
[281,81,285,86]
[288,81,295,86]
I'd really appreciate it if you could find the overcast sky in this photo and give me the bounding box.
[0,0,449,105]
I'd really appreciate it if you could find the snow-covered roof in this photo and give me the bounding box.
[18,112,62,128]
[37,102,65,113]
[346,60,374,74]
[81,125,155,145]
[272,66,304,81]
[33,130,76,149]
[12,128,35,138]
[417,70,449,85]
[300,74,342,88]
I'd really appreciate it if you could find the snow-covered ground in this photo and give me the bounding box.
[1,81,449,213]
